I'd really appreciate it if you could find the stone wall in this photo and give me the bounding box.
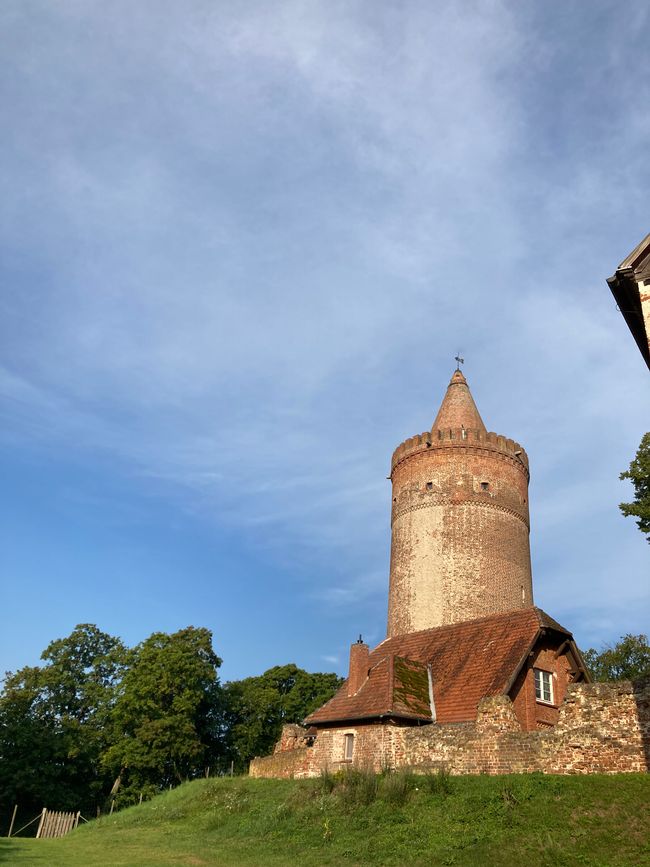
[249,680,650,778]
[250,721,408,780]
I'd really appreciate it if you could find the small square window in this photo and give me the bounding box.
[480,482,489,491]
[426,482,433,490]
[344,733,354,761]
[534,669,553,704]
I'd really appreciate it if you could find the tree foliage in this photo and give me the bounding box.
[0,625,127,815]
[222,664,342,770]
[619,431,650,542]
[102,627,223,801]
[583,634,650,682]
[0,624,339,818]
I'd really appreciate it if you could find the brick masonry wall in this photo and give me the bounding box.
[510,638,576,730]
[387,431,533,636]
[249,680,650,778]
[250,722,407,779]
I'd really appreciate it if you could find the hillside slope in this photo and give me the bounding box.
[1,772,649,866]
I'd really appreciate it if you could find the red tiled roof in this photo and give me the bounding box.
[305,607,572,725]
[305,654,432,725]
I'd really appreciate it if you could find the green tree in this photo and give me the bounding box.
[619,431,650,542]
[0,624,127,816]
[583,634,650,682]
[0,664,63,818]
[102,627,223,803]
[222,664,342,770]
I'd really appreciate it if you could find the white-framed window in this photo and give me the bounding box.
[344,733,354,761]
[534,668,554,704]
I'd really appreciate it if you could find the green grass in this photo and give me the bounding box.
[1,771,649,866]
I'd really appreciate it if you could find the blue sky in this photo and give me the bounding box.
[1,1,648,683]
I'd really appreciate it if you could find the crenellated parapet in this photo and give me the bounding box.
[390,428,529,477]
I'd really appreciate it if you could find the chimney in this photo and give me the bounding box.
[347,636,369,696]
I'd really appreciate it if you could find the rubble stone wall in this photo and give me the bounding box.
[249,680,650,778]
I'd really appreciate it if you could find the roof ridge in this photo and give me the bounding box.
[367,655,390,676]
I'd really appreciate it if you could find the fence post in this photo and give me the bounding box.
[35,808,47,839]
[7,804,18,838]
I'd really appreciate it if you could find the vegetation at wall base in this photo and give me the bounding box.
[2,772,649,866]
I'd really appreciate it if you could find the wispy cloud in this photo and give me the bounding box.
[1,1,648,666]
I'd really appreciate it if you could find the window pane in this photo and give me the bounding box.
[534,669,552,703]
[533,668,553,704]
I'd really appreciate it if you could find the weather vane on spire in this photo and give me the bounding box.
[454,353,464,371]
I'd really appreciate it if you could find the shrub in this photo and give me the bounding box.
[337,767,378,807]
[314,767,337,795]
[421,766,453,796]
[380,769,414,806]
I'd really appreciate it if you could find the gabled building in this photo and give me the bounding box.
[250,370,650,778]
[306,607,587,733]
[298,369,589,761]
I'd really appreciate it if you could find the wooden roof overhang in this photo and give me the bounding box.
[503,623,591,698]
[607,232,650,370]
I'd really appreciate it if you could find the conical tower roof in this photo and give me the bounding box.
[431,369,487,432]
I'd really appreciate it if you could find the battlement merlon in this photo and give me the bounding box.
[390,428,530,479]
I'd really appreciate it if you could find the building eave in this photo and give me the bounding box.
[305,710,433,727]
[607,232,650,370]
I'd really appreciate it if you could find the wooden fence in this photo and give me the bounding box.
[36,808,81,838]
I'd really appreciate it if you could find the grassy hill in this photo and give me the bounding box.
[2,770,649,866]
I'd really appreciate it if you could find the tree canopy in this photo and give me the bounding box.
[583,634,650,682]
[0,625,341,819]
[102,627,223,800]
[619,431,650,542]
[0,625,128,815]
[221,664,342,771]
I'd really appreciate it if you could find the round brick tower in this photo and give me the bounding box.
[386,369,533,637]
